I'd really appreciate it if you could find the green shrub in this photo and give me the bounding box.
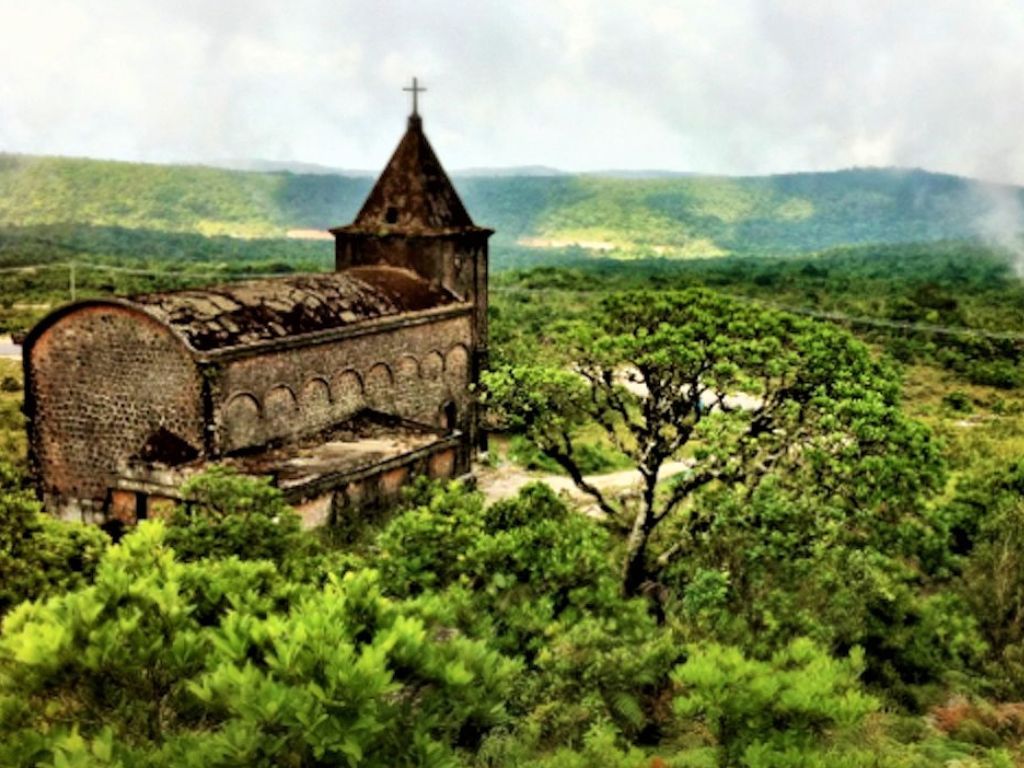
[527,615,682,745]
[378,481,628,656]
[955,462,1024,697]
[661,481,983,699]
[966,360,1022,389]
[0,522,517,767]
[378,481,683,743]
[0,482,107,617]
[165,465,314,571]
[942,391,973,413]
[673,639,879,767]
[487,724,653,768]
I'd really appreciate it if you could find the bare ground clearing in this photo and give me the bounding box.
[475,458,693,515]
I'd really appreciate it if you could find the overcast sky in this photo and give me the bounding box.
[2,1,1023,182]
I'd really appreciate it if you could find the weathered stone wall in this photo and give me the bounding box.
[335,230,490,452]
[336,233,489,305]
[27,305,204,517]
[212,313,474,454]
[293,442,462,529]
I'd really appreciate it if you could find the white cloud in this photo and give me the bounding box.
[1,0,1023,181]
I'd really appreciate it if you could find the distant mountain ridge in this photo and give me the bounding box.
[204,158,373,176]
[205,159,570,178]
[0,152,1021,258]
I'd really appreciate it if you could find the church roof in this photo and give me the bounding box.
[332,115,487,235]
[129,266,457,352]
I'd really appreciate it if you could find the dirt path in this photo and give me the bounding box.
[0,335,20,360]
[476,459,693,510]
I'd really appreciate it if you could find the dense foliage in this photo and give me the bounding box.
[1,153,1018,255]
[485,289,943,597]
[491,242,1024,388]
[0,455,1020,765]
[673,639,879,766]
[166,466,312,568]
[0,523,517,767]
[0,472,107,616]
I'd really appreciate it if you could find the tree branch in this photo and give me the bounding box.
[542,432,621,519]
[655,467,721,526]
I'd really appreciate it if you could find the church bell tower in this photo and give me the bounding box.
[329,79,493,441]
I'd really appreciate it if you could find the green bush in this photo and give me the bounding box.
[965,360,1022,389]
[526,614,681,745]
[660,481,983,699]
[673,639,879,767]
[166,465,315,572]
[942,391,973,413]
[378,481,683,743]
[478,724,653,768]
[0,480,107,617]
[0,522,518,767]
[378,481,630,656]
[952,462,1024,697]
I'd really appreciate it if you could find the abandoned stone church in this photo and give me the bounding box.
[23,107,491,526]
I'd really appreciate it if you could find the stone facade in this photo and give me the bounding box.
[25,303,204,518]
[210,311,474,454]
[23,112,491,524]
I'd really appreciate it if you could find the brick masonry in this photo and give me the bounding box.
[26,304,204,518]
[24,301,477,521]
[211,313,474,454]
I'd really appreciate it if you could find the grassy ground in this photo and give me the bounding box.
[903,363,1024,482]
[0,359,26,474]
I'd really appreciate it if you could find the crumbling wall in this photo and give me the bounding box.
[295,442,462,529]
[213,313,473,453]
[26,305,204,519]
[335,234,489,304]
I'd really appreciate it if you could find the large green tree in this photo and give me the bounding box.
[484,288,943,596]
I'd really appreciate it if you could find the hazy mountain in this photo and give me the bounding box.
[1,153,1021,259]
[583,170,700,179]
[452,166,567,178]
[203,159,374,176]
[204,160,569,178]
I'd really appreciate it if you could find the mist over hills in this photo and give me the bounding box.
[1,152,1022,262]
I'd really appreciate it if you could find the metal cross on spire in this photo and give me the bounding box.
[403,76,426,116]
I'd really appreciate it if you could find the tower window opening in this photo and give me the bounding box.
[385,206,399,224]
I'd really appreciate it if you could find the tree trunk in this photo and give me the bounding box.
[622,508,651,597]
[623,467,660,597]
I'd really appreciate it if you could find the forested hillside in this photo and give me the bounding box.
[2,153,1020,257]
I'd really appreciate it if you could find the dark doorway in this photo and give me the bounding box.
[135,492,148,521]
[442,401,457,433]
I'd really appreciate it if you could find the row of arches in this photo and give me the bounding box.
[220,344,470,452]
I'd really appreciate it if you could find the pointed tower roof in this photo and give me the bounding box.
[332,114,486,236]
